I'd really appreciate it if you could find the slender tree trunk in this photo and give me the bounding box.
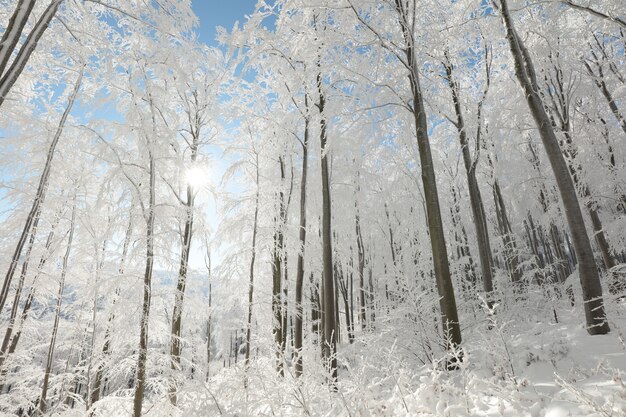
[84,238,107,411]
[582,59,626,138]
[169,154,199,405]
[37,198,76,416]
[356,207,366,330]
[91,213,132,407]
[544,57,619,283]
[206,281,212,382]
[368,259,375,328]
[443,54,495,307]
[336,264,354,343]
[0,209,41,368]
[282,164,293,356]
[132,146,157,417]
[244,158,260,383]
[294,113,309,378]
[316,67,338,382]
[0,204,62,393]
[271,156,288,376]
[0,66,82,312]
[0,0,63,108]
[0,0,36,79]
[394,0,462,357]
[498,0,609,334]
[492,178,523,284]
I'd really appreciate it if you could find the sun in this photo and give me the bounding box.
[186,166,208,190]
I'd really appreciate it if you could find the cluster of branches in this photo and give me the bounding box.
[0,0,624,415]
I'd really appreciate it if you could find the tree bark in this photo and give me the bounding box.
[294,112,309,378]
[244,157,260,383]
[132,142,157,417]
[498,0,609,334]
[394,0,462,357]
[37,198,76,416]
[0,0,63,108]
[356,203,367,330]
[168,145,200,405]
[443,53,495,307]
[316,64,337,381]
[0,0,36,78]
[90,213,133,408]
[0,66,82,313]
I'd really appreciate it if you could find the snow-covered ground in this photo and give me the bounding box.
[83,290,626,417]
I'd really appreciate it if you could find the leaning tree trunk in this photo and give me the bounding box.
[0,0,63,108]
[0,66,82,313]
[443,53,495,308]
[498,0,609,334]
[0,0,36,78]
[394,0,462,358]
[543,57,619,284]
[37,198,76,416]
[0,207,41,369]
[0,209,59,391]
[491,176,523,284]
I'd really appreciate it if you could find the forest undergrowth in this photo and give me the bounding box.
[86,279,626,417]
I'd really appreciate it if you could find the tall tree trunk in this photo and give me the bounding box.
[0,66,82,312]
[367,258,375,328]
[316,66,338,382]
[356,205,366,330]
[271,157,286,376]
[498,0,609,334]
[0,0,63,108]
[492,178,523,284]
[543,56,619,283]
[244,158,260,383]
[0,203,63,392]
[294,112,309,378]
[84,238,107,411]
[206,279,212,382]
[0,0,36,79]
[394,0,462,357]
[336,263,354,343]
[132,147,157,417]
[443,52,495,307]
[37,198,76,416]
[169,148,199,405]
[90,213,132,407]
[0,208,41,367]
[582,58,626,138]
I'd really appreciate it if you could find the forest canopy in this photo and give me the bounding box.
[0,1,625,416]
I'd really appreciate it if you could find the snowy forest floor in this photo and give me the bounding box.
[88,285,626,417]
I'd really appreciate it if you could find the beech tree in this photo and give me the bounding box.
[496,0,609,334]
[1,1,625,415]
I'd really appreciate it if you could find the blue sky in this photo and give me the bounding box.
[192,1,259,46]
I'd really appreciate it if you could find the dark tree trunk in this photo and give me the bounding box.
[0,67,82,312]
[498,0,609,334]
[132,145,157,417]
[394,0,462,357]
[316,68,337,382]
[244,158,260,384]
[294,111,309,378]
[0,0,63,108]
[37,199,76,416]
